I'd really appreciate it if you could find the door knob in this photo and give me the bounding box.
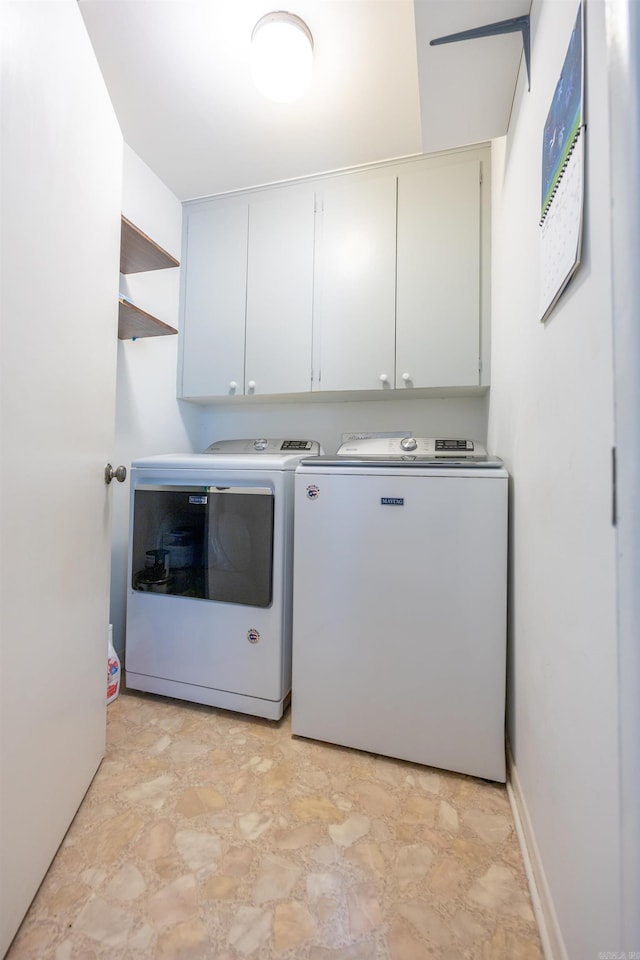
[105,463,127,484]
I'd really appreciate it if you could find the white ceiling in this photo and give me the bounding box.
[78,0,530,202]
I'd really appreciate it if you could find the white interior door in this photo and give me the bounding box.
[0,4,122,954]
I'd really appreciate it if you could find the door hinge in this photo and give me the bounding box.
[612,446,617,526]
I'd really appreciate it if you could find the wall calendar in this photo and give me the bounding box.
[539,3,585,323]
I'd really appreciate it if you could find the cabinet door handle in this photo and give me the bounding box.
[379,373,389,384]
[402,372,411,382]
[229,380,238,391]
[247,380,256,391]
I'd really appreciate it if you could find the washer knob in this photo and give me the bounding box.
[400,436,417,452]
[229,380,238,391]
[402,372,411,382]
[379,373,389,384]
[248,380,256,391]
[254,438,268,451]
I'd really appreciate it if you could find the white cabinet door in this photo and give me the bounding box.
[315,173,397,392]
[396,160,481,388]
[181,202,248,398]
[245,190,315,395]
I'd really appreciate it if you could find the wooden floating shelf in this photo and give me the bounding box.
[118,214,180,339]
[120,215,180,275]
[118,298,178,340]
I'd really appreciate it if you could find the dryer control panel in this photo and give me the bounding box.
[204,438,320,455]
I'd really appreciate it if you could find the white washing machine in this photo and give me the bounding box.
[292,437,508,781]
[125,438,321,720]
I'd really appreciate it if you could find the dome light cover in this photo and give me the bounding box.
[251,12,314,103]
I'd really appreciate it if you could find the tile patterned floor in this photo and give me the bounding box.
[7,689,543,959]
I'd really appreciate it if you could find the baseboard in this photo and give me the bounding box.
[506,743,568,960]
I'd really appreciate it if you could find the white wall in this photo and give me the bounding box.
[197,394,489,457]
[111,146,200,658]
[488,1,620,955]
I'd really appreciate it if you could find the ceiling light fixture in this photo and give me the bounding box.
[251,11,313,103]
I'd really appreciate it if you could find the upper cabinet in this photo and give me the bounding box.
[118,215,180,340]
[314,172,397,393]
[396,159,482,389]
[180,187,315,398]
[245,188,315,395]
[181,200,249,396]
[178,146,490,400]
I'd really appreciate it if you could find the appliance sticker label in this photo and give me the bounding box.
[381,497,404,506]
[306,485,320,500]
[189,495,208,504]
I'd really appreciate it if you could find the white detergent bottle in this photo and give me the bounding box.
[107,624,121,704]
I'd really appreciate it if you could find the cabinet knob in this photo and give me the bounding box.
[379,374,389,384]
[402,372,411,382]
[229,380,238,391]
[247,380,256,391]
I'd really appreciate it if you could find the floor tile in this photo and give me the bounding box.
[6,689,543,959]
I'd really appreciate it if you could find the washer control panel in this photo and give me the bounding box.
[336,437,486,459]
[280,440,316,451]
[435,439,475,452]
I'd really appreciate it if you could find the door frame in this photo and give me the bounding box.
[605,0,640,949]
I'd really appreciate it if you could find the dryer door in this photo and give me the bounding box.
[131,485,274,607]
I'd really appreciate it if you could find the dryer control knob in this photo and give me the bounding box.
[379,373,389,383]
[254,439,268,451]
[248,380,256,391]
[229,380,238,391]
[400,436,417,452]
[402,372,411,382]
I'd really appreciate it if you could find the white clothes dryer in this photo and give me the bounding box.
[126,438,321,720]
[291,437,508,780]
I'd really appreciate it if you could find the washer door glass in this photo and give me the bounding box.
[131,486,274,607]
